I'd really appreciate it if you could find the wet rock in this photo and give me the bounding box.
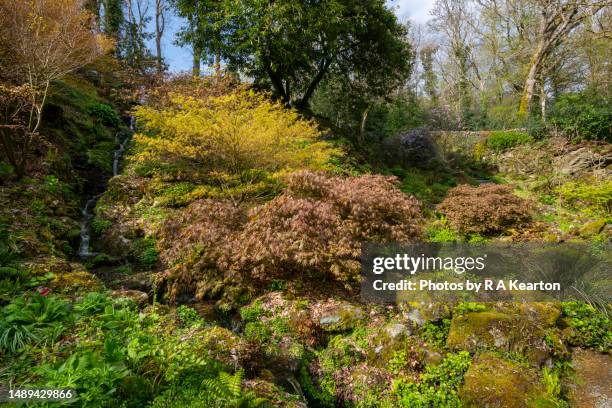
[567,348,612,408]
[460,353,548,407]
[401,302,452,326]
[447,311,513,350]
[23,257,73,276]
[385,323,409,339]
[196,326,245,366]
[111,289,149,306]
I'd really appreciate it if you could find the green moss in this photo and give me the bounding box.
[446,311,513,351]
[454,302,487,315]
[87,141,116,174]
[459,353,548,408]
[579,218,608,238]
[556,178,612,215]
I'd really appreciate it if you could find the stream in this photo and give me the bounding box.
[77,117,134,258]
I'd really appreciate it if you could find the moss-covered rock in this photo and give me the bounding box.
[459,353,548,407]
[50,268,103,294]
[447,310,514,350]
[447,303,562,365]
[315,301,365,332]
[579,218,608,238]
[110,289,149,306]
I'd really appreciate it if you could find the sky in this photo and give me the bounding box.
[149,0,436,73]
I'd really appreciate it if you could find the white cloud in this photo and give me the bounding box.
[389,0,435,24]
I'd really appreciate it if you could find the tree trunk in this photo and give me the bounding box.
[155,0,164,73]
[296,58,331,109]
[540,78,546,122]
[359,106,370,144]
[214,51,221,75]
[192,45,201,77]
[519,41,546,116]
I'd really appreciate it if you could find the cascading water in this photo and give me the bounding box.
[77,117,134,257]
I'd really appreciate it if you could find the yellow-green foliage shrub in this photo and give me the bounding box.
[132,90,340,199]
[556,177,611,215]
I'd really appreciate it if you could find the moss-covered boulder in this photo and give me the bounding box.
[447,310,514,350]
[459,353,548,407]
[579,218,608,238]
[110,289,149,306]
[197,326,246,366]
[447,303,562,365]
[50,265,103,295]
[314,300,365,332]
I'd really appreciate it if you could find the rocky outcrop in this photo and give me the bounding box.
[555,147,612,176]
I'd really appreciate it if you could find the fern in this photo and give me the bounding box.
[202,370,268,408]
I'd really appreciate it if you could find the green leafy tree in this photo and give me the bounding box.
[174,0,224,76]
[104,0,124,46]
[220,0,413,109]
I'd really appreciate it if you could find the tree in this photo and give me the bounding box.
[221,0,413,109]
[430,0,477,128]
[123,0,155,72]
[518,0,609,116]
[104,0,124,48]
[420,45,439,105]
[174,0,224,77]
[155,0,170,73]
[0,0,108,178]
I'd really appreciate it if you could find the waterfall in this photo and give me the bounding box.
[77,117,134,258]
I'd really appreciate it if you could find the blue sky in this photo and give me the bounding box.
[149,0,436,73]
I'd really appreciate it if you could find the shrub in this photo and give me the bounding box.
[549,91,611,141]
[87,102,120,127]
[159,172,422,302]
[158,200,246,301]
[437,184,532,235]
[556,178,611,215]
[132,90,340,199]
[229,171,422,283]
[486,130,532,152]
